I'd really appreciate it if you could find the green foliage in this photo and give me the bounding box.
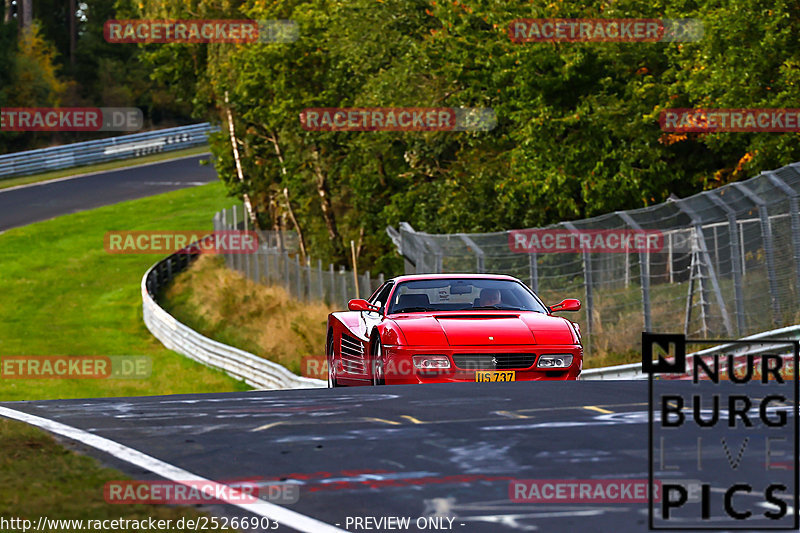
[17,0,800,274]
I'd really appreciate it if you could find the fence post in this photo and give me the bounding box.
[528,252,538,293]
[221,208,229,268]
[317,259,324,301]
[563,222,593,357]
[243,205,251,280]
[365,270,371,297]
[667,232,673,284]
[339,266,347,308]
[707,193,746,335]
[766,170,800,304]
[253,247,260,283]
[283,251,290,292]
[732,183,781,327]
[231,205,239,273]
[673,202,734,336]
[459,234,484,273]
[614,214,652,333]
[295,255,302,300]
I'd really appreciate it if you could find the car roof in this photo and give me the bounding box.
[387,273,521,283]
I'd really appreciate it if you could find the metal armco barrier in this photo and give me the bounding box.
[141,247,325,390]
[0,123,218,179]
[581,324,800,380]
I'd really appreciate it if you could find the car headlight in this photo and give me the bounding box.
[413,355,451,369]
[537,354,573,368]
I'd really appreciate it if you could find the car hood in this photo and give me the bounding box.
[392,312,575,346]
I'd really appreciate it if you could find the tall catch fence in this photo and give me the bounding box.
[214,205,385,308]
[387,162,800,359]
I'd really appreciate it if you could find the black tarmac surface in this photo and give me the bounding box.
[2,381,795,533]
[0,155,216,231]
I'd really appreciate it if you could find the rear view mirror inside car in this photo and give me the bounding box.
[449,282,473,294]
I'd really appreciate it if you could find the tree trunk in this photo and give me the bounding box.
[69,0,76,66]
[224,92,260,229]
[4,0,12,23]
[311,148,345,262]
[20,0,31,29]
[266,128,307,264]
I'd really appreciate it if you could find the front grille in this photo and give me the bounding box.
[452,353,536,370]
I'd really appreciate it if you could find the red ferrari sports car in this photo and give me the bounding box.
[325,274,583,387]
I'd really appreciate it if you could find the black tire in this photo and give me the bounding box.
[371,338,386,386]
[327,337,338,388]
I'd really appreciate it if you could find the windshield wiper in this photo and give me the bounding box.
[393,306,432,313]
[470,305,526,311]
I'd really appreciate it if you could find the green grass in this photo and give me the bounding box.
[0,146,211,190]
[0,181,250,401]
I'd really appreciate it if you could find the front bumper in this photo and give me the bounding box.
[381,345,583,384]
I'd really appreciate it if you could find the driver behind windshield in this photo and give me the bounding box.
[478,288,501,307]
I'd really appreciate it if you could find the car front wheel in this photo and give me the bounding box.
[371,339,385,386]
[327,338,338,388]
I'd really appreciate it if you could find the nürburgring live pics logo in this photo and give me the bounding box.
[644,332,799,529]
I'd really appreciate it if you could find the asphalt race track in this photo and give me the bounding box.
[2,380,795,533]
[0,154,216,231]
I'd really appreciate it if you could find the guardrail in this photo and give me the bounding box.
[581,324,800,380]
[1,123,218,179]
[141,246,326,390]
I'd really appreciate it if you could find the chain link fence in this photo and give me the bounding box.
[213,205,385,308]
[387,162,800,359]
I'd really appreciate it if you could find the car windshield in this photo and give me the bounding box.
[387,278,548,314]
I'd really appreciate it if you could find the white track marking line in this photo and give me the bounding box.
[0,152,212,193]
[0,406,347,533]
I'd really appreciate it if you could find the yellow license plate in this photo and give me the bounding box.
[475,371,515,382]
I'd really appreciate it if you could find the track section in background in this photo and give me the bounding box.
[0,155,216,231]
[1,381,789,532]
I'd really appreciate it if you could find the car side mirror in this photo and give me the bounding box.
[549,298,581,312]
[348,299,380,312]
